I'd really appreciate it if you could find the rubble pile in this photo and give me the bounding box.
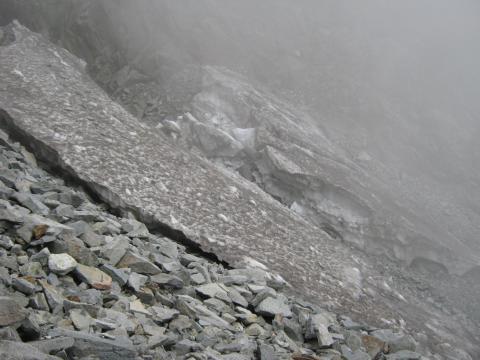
[0,130,434,359]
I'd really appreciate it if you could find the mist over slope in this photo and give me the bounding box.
[4,0,479,271]
[1,1,480,357]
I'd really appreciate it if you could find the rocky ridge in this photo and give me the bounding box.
[0,120,440,359]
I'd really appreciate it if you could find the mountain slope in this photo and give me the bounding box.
[1,21,479,357]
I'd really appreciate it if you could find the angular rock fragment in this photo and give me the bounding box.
[0,340,61,360]
[362,334,389,357]
[70,308,93,331]
[245,323,266,337]
[101,264,129,286]
[305,313,335,348]
[0,207,24,224]
[385,350,423,360]
[116,251,161,275]
[371,329,417,353]
[129,299,149,315]
[174,338,204,355]
[79,227,105,247]
[150,273,184,289]
[0,235,14,250]
[39,280,64,314]
[74,264,112,290]
[48,253,77,275]
[150,305,179,323]
[0,327,21,342]
[49,329,137,360]
[195,283,228,299]
[255,296,292,318]
[121,218,150,238]
[0,297,27,326]
[63,299,99,318]
[190,272,206,285]
[11,192,49,216]
[99,236,129,265]
[49,236,98,267]
[12,277,36,295]
[127,272,147,292]
[17,317,41,341]
[28,337,75,355]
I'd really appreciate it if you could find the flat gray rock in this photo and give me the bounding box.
[385,350,423,360]
[48,329,137,360]
[150,273,184,289]
[28,337,75,354]
[101,264,129,286]
[0,296,27,326]
[12,277,36,295]
[116,251,161,275]
[74,264,112,290]
[195,283,228,298]
[255,296,292,318]
[150,305,179,323]
[0,341,61,360]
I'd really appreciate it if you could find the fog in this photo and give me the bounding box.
[2,0,479,262]
[1,0,480,355]
[100,0,480,185]
[102,0,480,244]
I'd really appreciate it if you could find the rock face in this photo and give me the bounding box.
[0,21,478,359]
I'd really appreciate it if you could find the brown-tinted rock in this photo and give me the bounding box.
[33,224,48,239]
[362,334,388,357]
[74,264,112,290]
[0,297,27,326]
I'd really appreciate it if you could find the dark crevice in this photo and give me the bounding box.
[0,108,229,268]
